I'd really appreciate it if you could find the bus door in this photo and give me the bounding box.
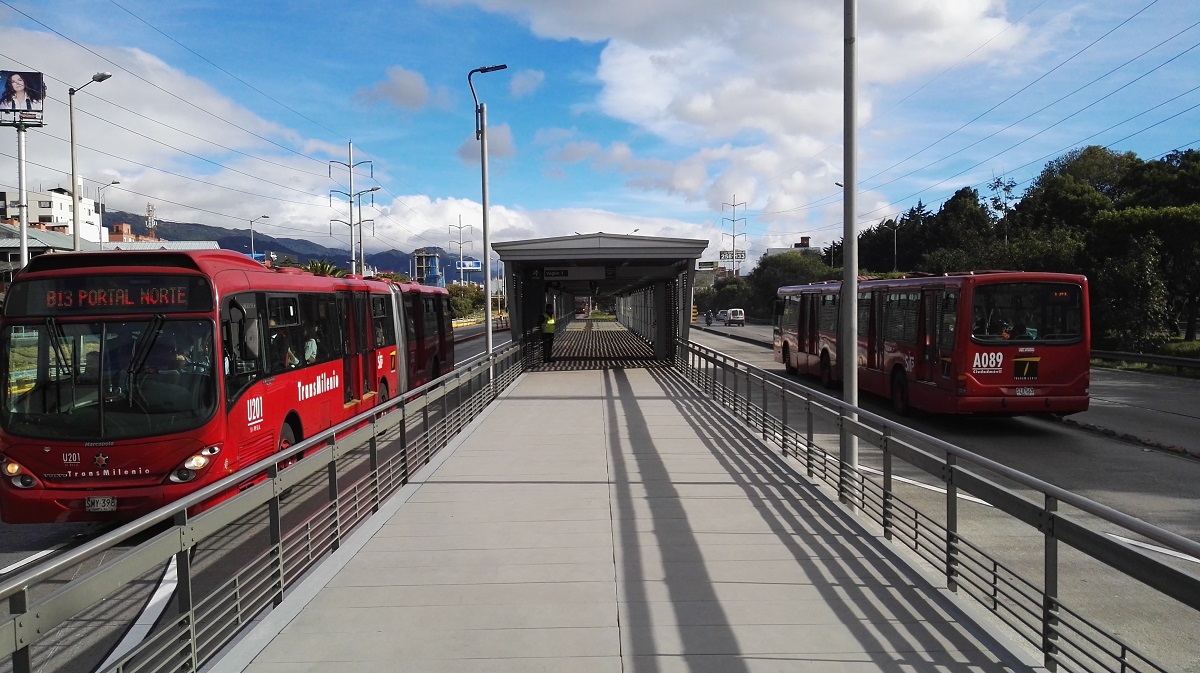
[400,292,419,389]
[915,289,940,383]
[355,291,371,397]
[802,293,819,369]
[866,289,883,370]
[337,291,364,410]
[930,289,959,391]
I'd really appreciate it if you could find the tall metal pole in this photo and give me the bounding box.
[17,124,28,267]
[329,142,371,276]
[470,64,507,357]
[69,72,112,252]
[250,215,268,259]
[840,0,859,507]
[97,180,118,238]
[69,90,81,251]
[480,102,494,356]
[722,195,746,276]
[347,142,356,275]
[355,187,379,275]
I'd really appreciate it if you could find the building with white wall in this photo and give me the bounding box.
[0,187,110,244]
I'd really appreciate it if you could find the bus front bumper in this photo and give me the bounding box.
[0,482,193,524]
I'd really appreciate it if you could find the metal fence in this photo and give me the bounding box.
[3,334,1199,673]
[676,338,1200,673]
[0,343,528,673]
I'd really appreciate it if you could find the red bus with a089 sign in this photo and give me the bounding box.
[773,271,1090,416]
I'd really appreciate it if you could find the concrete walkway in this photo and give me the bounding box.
[217,364,1039,672]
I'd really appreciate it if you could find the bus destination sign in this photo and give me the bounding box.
[45,286,191,310]
[6,275,214,316]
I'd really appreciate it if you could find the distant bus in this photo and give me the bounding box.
[0,250,453,523]
[773,271,1090,415]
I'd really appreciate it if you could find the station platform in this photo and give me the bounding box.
[215,328,1038,672]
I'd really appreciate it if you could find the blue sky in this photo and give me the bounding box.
[1,0,1197,269]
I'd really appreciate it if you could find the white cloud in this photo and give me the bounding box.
[509,69,545,98]
[356,66,432,110]
[432,0,1032,249]
[456,123,516,164]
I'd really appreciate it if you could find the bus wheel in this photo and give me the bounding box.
[783,344,796,375]
[277,424,298,499]
[819,353,834,389]
[278,423,296,455]
[431,360,442,379]
[891,372,910,416]
[377,382,392,414]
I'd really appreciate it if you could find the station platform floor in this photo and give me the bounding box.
[215,322,1039,672]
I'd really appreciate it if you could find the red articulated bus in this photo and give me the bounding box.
[774,271,1090,416]
[0,250,453,523]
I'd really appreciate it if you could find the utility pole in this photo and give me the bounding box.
[722,195,747,276]
[449,215,473,285]
[329,141,372,275]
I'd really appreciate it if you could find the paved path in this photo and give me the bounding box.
[216,364,1039,672]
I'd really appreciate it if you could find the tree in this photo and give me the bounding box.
[746,251,838,315]
[446,283,484,318]
[1092,206,1200,341]
[711,277,754,316]
[374,271,411,283]
[1089,233,1171,351]
[1117,149,1200,209]
[1028,145,1141,203]
[302,259,346,277]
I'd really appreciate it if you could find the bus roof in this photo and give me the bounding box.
[16,250,451,296]
[777,270,1087,294]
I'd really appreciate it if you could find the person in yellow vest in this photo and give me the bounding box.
[540,304,556,362]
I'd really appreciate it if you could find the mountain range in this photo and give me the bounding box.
[101,211,481,282]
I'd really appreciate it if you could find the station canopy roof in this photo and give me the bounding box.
[493,233,709,296]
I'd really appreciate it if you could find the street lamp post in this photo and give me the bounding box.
[250,215,269,258]
[69,72,113,252]
[96,180,119,235]
[469,63,507,358]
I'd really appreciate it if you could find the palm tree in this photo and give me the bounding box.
[302,259,346,277]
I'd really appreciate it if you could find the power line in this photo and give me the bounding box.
[0,0,331,170]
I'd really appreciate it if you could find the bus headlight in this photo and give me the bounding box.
[2,457,37,488]
[168,445,220,484]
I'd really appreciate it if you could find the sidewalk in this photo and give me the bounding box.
[217,364,1037,672]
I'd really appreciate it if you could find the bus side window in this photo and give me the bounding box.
[223,295,266,401]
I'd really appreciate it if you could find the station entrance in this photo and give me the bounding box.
[492,233,708,366]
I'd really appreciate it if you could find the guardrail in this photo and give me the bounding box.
[1092,349,1200,374]
[675,337,1200,673]
[0,343,531,673]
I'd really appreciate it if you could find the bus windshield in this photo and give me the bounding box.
[1,319,217,441]
[971,282,1084,343]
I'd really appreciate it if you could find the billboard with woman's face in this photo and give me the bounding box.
[0,71,46,125]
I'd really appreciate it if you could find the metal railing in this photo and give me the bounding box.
[0,343,529,673]
[1091,349,1200,374]
[675,337,1200,673]
[3,332,1198,673]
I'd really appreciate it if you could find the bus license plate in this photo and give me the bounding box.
[85,496,117,513]
[1015,387,1035,396]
